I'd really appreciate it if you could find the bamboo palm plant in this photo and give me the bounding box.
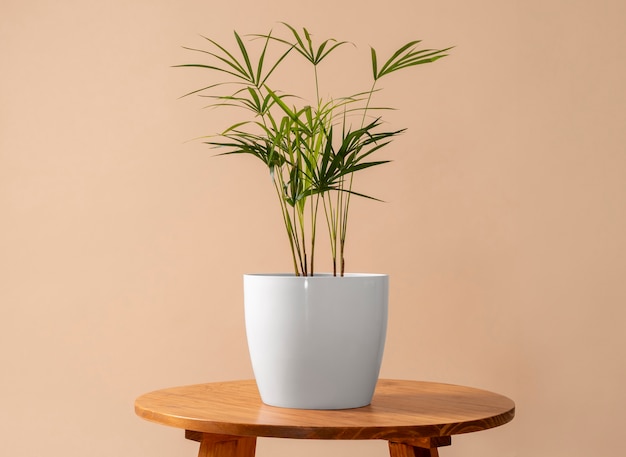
[178,23,451,276]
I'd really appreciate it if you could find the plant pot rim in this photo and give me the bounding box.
[244,273,387,278]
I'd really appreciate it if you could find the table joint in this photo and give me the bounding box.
[388,436,452,449]
[185,431,257,457]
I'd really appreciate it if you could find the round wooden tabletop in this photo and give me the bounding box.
[135,379,515,441]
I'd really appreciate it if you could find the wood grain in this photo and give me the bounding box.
[135,379,514,441]
[389,441,440,457]
[196,434,256,457]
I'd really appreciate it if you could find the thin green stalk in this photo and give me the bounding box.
[322,193,338,276]
[314,65,321,106]
[291,202,304,275]
[336,180,345,276]
[360,81,377,128]
[309,193,321,276]
[296,202,308,276]
[272,176,300,276]
[278,171,303,275]
[339,183,350,276]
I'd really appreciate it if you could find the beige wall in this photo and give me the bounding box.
[2,1,625,456]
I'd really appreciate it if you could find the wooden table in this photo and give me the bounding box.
[135,379,515,457]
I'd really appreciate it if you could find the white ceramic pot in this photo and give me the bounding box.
[243,273,388,409]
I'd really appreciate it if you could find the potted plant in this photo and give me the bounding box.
[179,23,450,409]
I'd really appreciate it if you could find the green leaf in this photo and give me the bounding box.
[233,31,254,83]
[373,41,451,80]
[371,47,378,79]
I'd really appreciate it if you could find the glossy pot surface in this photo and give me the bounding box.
[244,273,388,409]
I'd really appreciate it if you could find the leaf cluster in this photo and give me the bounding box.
[178,24,451,276]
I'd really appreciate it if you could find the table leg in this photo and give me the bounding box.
[185,431,257,457]
[388,437,451,457]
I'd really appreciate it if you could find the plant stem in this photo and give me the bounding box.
[273,175,300,276]
[322,193,337,276]
[314,65,320,106]
[310,194,321,276]
[360,81,377,128]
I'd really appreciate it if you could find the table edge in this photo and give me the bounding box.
[135,379,515,440]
